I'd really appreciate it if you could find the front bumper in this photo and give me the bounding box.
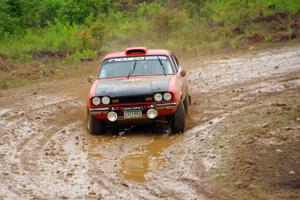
[89,102,177,120]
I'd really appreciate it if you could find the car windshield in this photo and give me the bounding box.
[99,56,174,78]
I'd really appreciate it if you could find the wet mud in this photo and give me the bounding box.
[1,45,300,199]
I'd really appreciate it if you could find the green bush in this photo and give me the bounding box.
[0,0,300,61]
[201,0,300,26]
[0,19,108,60]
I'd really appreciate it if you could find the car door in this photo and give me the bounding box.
[171,54,188,100]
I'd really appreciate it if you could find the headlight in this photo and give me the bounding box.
[154,93,163,102]
[163,92,172,101]
[107,111,118,122]
[92,97,101,105]
[102,96,110,105]
[147,109,157,119]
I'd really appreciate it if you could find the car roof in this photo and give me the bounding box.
[102,47,172,60]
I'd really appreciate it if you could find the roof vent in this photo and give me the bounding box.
[125,47,147,56]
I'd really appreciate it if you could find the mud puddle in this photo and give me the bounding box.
[85,125,180,183]
[120,136,177,182]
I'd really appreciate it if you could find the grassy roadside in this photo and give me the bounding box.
[1,1,300,90]
[1,1,300,62]
[0,59,98,89]
[1,38,300,90]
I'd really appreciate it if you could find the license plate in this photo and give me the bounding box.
[124,109,142,119]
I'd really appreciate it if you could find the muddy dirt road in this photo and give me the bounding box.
[1,45,300,199]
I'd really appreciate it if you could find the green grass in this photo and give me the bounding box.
[0,1,299,62]
[0,22,86,61]
[0,78,9,89]
[0,76,41,89]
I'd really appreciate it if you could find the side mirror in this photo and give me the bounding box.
[180,70,186,77]
[87,76,94,83]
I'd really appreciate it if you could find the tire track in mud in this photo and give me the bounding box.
[13,96,81,172]
[138,83,299,200]
[121,45,300,199]
[1,45,300,199]
[0,94,87,199]
[1,92,171,199]
[138,115,234,200]
[83,127,181,199]
[188,70,299,123]
[2,95,75,151]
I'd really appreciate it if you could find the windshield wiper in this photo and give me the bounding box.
[127,60,137,79]
[157,57,167,76]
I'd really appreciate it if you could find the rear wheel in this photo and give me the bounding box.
[87,110,105,135]
[170,102,185,134]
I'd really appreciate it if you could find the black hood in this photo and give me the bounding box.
[95,76,171,97]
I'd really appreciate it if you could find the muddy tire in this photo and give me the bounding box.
[87,110,105,135]
[170,102,185,134]
[183,95,191,114]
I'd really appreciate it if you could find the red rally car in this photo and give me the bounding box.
[87,47,191,134]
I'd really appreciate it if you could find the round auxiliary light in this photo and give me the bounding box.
[107,111,118,122]
[154,93,163,102]
[92,97,101,105]
[163,92,172,101]
[102,96,110,105]
[147,109,158,119]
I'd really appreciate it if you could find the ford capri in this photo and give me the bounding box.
[87,47,191,134]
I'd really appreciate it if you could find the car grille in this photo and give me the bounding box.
[112,95,152,104]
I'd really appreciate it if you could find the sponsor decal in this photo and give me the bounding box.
[108,56,167,63]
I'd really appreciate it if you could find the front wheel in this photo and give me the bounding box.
[170,102,185,134]
[87,110,105,135]
[183,95,191,114]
